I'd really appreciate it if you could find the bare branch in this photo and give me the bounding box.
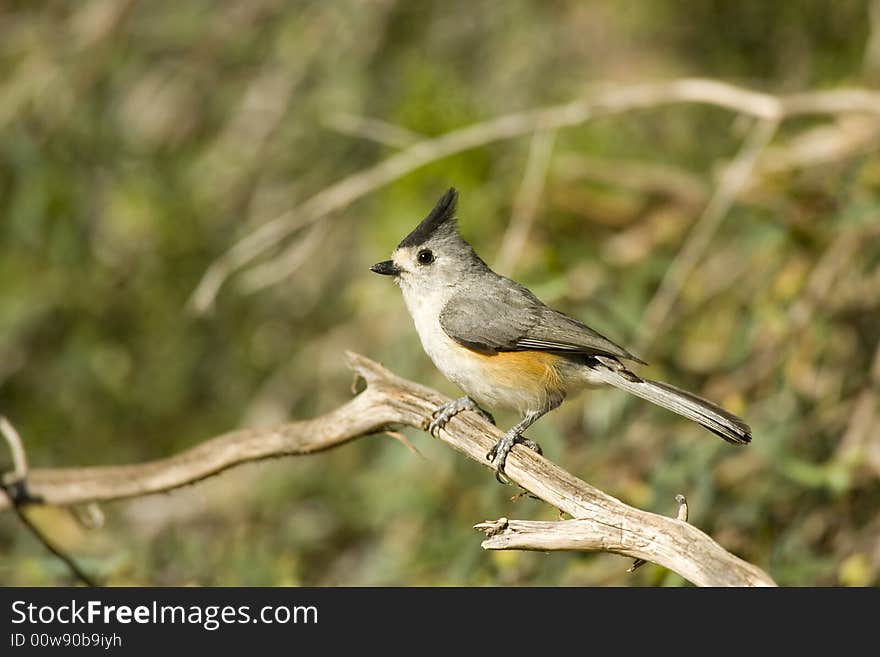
[0,353,775,587]
[557,116,880,207]
[709,221,880,398]
[555,153,708,207]
[476,511,769,587]
[0,373,397,510]
[384,430,425,460]
[237,219,331,294]
[755,115,880,177]
[1,417,97,586]
[836,336,880,477]
[635,115,780,353]
[189,78,880,313]
[0,416,28,484]
[323,112,424,149]
[495,129,556,276]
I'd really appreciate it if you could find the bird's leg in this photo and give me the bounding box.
[427,396,495,436]
[485,411,545,482]
[486,397,561,482]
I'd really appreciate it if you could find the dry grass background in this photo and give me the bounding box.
[1,0,878,586]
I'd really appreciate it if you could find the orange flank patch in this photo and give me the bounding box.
[467,349,565,394]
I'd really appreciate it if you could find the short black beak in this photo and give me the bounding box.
[370,260,401,276]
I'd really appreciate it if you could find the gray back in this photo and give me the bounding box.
[439,274,643,362]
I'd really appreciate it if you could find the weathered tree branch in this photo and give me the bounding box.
[628,494,688,572]
[476,517,759,587]
[189,78,880,313]
[0,353,775,586]
[475,494,765,587]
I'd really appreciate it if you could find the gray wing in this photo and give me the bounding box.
[439,280,643,363]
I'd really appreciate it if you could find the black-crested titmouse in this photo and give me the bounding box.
[371,188,751,479]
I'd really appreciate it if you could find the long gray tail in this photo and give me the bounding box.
[588,359,751,445]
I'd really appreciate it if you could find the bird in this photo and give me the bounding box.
[370,188,751,480]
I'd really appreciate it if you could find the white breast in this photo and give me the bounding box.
[401,285,463,380]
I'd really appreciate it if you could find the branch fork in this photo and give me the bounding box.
[1,354,775,587]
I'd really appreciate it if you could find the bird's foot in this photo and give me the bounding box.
[427,396,495,436]
[486,431,542,484]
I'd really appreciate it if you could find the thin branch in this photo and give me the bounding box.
[634,116,779,353]
[1,416,97,586]
[188,78,880,313]
[836,336,880,476]
[555,153,708,207]
[237,219,331,294]
[0,353,775,587]
[323,112,424,149]
[0,416,28,484]
[494,129,556,276]
[384,430,425,460]
[755,115,880,177]
[2,491,99,586]
[708,221,880,397]
[70,502,106,531]
[557,116,880,208]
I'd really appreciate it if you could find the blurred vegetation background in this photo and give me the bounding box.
[1,0,879,586]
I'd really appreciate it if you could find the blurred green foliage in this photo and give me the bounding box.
[1,0,879,586]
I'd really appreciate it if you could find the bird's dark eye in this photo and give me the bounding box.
[417,249,435,265]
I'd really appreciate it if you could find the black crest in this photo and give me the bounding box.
[397,188,458,249]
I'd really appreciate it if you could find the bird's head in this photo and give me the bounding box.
[370,188,488,296]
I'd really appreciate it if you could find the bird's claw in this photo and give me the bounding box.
[427,397,495,436]
[427,403,458,437]
[486,432,542,484]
